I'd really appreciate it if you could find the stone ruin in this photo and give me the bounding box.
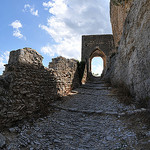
[81,0,150,104]
[0,48,79,128]
[0,0,150,130]
[81,34,115,80]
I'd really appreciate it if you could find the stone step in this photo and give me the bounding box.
[86,81,105,84]
[49,104,148,117]
[81,84,110,88]
[78,86,109,90]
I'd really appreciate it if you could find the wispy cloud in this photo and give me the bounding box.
[41,45,55,56]
[23,4,39,16]
[40,0,112,60]
[43,1,52,10]
[0,51,10,75]
[10,20,25,39]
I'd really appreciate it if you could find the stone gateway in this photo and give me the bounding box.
[81,35,114,79]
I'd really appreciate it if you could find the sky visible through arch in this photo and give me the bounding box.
[92,57,103,76]
[0,0,112,75]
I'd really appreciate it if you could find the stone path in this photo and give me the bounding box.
[1,81,150,150]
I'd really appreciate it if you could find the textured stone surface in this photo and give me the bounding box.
[8,47,43,66]
[107,0,150,103]
[82,35,114,59]
[110,0,133,47]
[49,56,79,96]
[0,133,6,148]
[1,81,150,149]
[82,35,114,79]
[0,48,79,128]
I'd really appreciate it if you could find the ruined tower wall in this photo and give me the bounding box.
[107,0,150,102]
[49,56,79,96]
[82,35,114,61]
[82,35,114,80]
[0,48,79,128]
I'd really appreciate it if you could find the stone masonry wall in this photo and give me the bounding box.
[0,48,79,128]
[107,0,150,104]
[49,56,79,96]
[110,0,133,47]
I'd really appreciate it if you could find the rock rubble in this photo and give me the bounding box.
[1,81,150,149]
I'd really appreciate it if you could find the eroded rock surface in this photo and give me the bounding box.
[107,0,150,104]
[110,0,133,47]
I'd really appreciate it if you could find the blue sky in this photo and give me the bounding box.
[91,57,103,76]
[0,0,112,75]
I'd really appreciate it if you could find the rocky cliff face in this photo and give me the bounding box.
[108,0,150,104]
[110,0,133,47]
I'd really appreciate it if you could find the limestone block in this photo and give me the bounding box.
[8,48,43,65]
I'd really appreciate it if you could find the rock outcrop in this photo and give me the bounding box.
[107,0,150,104]
[110,0,133,47]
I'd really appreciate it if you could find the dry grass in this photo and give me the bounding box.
[111,87,134,105]
[104,81,134,105]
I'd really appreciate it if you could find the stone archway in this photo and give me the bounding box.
[81,34,114,81]
[89,48,107,75]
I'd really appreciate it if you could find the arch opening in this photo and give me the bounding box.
[91,57,103,77]
[89,49,107,78]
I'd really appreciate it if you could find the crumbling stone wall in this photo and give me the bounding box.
[49,56,79,96]
[106,0,150,104]
[0,48,79,128]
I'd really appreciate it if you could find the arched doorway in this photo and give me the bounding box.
[81,35,114,81]
[89,49,107,78]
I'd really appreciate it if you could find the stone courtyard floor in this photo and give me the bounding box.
[1,81,150,150]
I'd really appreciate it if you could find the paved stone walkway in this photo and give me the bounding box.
[1,81,150,150]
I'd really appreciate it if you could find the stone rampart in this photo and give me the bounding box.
[0,48,79,128]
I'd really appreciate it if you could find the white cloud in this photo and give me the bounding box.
[10,20,25,39]
[40,0,112,60]
[41,45,55,57]
[11,20,22,29]
[23,4,39,16]
[0,51,10,75]
[92,64,103,76]
[13,30,23,39]
[43,1,52,10]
